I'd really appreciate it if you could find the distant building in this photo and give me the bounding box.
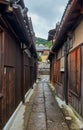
[36,44,50,62]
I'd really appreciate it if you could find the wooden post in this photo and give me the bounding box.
[64,41,68,105]
[21,43,25,103]
[0,31,5,127]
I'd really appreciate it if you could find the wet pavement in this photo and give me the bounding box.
[24,80,69,130]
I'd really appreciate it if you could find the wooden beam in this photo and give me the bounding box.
[21,43,25,103]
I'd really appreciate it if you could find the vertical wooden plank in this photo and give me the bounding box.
[68,46,82,116]
[1,32,5,126]
[21,44,25,103]
[8,68,15,116]
[76,47,81,96]
[0,31,2,129]
[68,47,81,96]
[15,45,22,107]
[81,45,83,116]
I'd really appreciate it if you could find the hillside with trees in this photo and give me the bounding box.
[36,37,52,48]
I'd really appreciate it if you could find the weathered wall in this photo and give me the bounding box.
[0,29,37,129]
[71,20,83,50]
[68,45,83,116]
[1,31,22,126]
[68,20,83,116]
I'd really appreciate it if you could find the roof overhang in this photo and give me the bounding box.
[48,0,83,60]
[48,29,56,41]
[0,1,37,58]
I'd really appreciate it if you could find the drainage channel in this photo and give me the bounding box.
[43,81,48,130]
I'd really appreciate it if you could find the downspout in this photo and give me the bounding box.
[64,41,68,105]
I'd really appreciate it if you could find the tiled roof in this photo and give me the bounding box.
[36,44,50,51]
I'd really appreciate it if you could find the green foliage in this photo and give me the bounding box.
[38,56,42,62]
[37,54,42,62]
[45,41,52,48]
[36,37,52,48]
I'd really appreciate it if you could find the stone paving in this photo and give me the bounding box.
[24,80,69,130]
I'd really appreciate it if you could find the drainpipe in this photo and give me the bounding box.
[64,41,68,105]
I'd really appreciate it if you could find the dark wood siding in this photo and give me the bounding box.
[68,45,83,116]
[0,31,22,127]
[24,52,30,94]
[2,67,15,123]
[53,60,64,99]
[0,31,5,128]
[68,46,81,97]
[0,25,37,129]
[81,45,83,116]
[15,45,22,107]
[53,60,60,83]
[50,60,54,84]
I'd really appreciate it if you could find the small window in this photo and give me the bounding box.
[69,39,73,48]
[67,38,73,51]
[61,45,64,57]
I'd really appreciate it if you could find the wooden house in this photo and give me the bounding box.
[0,0,37,129]
[36,44,50,62]
[48,0,83,117]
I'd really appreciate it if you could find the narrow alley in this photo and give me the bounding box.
[0,0,83,130]
[23,78,69,130]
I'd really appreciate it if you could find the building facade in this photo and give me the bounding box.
[0,0,37,129]
[48,0,83,117]
[36,44,50,62]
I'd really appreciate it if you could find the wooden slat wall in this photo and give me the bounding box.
[68,45,83,116]
[53,60,64,99]
[81,45,83,116]
[50,60,54,84]
[0,29,37,129]
[15,45,22,107]
[53,60,60,84]
[30,58,34,88]
[0,31,4,129]
[50,45,83,117]
[1,31,22,126]
[68,46,81,97]
[4,67,15,119]
[24,52,30,94]
[34,60,37,82]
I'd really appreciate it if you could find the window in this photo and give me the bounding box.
[69,39,73,48]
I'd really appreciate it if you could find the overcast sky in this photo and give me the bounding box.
[25,0,68,39]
